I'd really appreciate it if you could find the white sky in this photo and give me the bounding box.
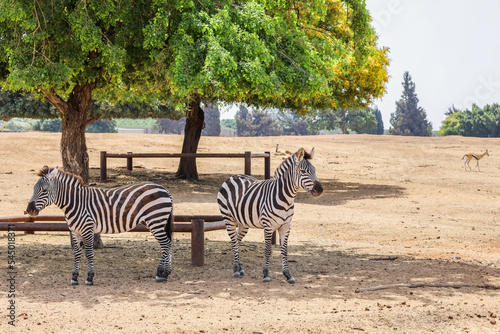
[365,0,500,130]
[221,1,500,130]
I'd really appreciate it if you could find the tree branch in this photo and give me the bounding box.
[44,89,68,115]
[86,115,101,127]
[355,282,500,293]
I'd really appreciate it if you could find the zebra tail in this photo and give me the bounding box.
[165,212,173,240]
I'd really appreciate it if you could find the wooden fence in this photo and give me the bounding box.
[0,214,226,266]
[0,151,277,267]
[99,151,271,182]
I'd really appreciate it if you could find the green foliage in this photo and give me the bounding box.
[157,118,186,134]
[438,111,463,136]
[1,0,388,117]
[0,89,57,121]
[461,104,500,137]
[277,111,317,136]
[373,106,384,135]
[390,72,432,136]
[114,119,157,129]
[86,120,117,133]
[307,107,376,134]
[201,103,221,136]
[4,118,38,131]
[221,119,236,130]
[439,104,500,137]
[235,105,282,136]
[36,119,62,132]
[359,106,384,135]
[0,0,155,100]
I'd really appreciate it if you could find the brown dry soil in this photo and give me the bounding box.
[0,133,499,334]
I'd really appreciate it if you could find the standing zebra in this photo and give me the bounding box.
[26,166,173,286]
[217,148,323,284]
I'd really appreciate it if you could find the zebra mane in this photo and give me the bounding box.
[37,166,87,186]
[303,151,313,160]
[59,170,87,186]
[36,166,52,177]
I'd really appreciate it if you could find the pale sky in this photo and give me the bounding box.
[221,1,500,131]
[365,0,500,130]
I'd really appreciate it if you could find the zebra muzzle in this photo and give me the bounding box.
[26,202,39,217]
[310,181,323,197]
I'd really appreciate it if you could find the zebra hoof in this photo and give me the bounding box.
[85,280,93,286]
[156,276,166,283]
[233,272,241,278]
[287,277,296,284]
[263,276,271,283]
[70,280,79,286]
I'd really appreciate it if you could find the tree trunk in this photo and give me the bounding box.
[176,100,205,180]
[46,83,104,250]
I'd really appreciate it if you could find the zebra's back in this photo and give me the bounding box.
[217,175,270,229]
[82,182,172,234]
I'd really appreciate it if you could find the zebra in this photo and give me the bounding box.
[26,166,173,286]
[217,147,323,284]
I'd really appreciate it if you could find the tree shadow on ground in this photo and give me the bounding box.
[91,168,405,207]
[8,235,498,310]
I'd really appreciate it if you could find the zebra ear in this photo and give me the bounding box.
[296,148,306,162]
[307,147,315,159]
[48,168,58,180]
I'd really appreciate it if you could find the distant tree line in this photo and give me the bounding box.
[233,105,384,137]
[439,103,500,137]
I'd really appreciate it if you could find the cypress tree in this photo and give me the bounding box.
[390,72,432,136]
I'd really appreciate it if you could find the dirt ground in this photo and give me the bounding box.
[0,132,499,333]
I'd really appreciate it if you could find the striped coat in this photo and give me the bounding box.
[217,148,323,283]
[26,166,173,285]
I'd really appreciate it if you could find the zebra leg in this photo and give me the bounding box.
[235,225,249,276]
[278,223,295,284]
[225,219,243,278]
[149,222,172,282]
[70,233,83,286]
[82,230,95,286]
[262,227,274,283]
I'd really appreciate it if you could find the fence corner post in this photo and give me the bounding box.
[127,152,133,171]
[244,151,252,176]
[100,151,107,182]
[191,219,205,266]
[264,151,271,179]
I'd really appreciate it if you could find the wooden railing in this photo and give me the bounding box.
[99,151,271,182]
[0,214,226,266]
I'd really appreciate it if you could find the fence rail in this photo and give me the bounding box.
[100,151,271,182]
[0,214,225,266]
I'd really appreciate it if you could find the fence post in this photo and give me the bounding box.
[100,151,107,182]
[191,219,205,266]
[127,152,133,171]
[244,151,251,175]
[263,151,276,244]
[264,151,271,180]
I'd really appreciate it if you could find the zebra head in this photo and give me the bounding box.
[294,148,323,197]
[26,166,59,216]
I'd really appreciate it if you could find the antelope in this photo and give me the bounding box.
[463,149,489,171]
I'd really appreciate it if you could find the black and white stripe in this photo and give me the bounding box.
[217,148,323,283]
[26,166,173,285]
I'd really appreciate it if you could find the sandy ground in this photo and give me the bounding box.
[0,132,499,333]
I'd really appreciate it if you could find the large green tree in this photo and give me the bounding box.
[145,0,389,178]
[390,72,432,136]
[0,1,182,182]
[1,0,389,181]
